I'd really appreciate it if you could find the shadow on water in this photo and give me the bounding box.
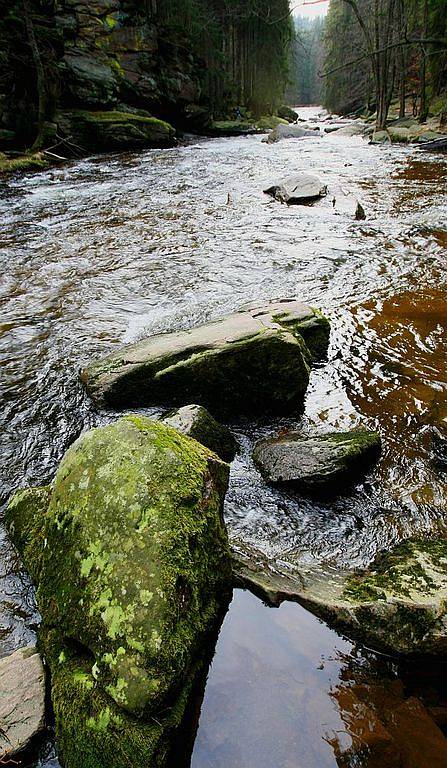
[0,107,447,765]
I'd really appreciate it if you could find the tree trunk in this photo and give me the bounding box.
[419,0,429,122]
[23,0,49,149]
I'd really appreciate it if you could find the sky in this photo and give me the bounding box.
[293,0,330,18]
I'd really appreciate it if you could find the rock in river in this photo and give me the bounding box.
[81,299,330,417]
[0,646,46,761]
[253,429,381,495]
[264,174,328,205]
[264,123,320,143]
[6,416,232,768]
[234,535,447,656]
[161,404,237,462]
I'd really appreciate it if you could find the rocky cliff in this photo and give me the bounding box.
[0,0,292,156]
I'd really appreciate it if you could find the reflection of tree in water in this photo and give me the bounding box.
[326,646,447,767]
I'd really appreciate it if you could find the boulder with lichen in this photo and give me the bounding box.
[6,415,232,768]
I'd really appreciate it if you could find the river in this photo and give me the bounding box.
[1,107,446,766]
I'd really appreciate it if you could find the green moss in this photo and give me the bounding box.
[84,325,311,418]
[58,110,176,152]
[44,631,201,768]
[254,115,288,131]
[0,152,49,175]
[6,417,232,767]
[343,538,447,603]
[8,417,231,719]
[272,307,331,360]
[5,486,52,582]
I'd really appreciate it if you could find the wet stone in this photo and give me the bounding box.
[161,404,237,462]
[0,646,46,760]
[264,174,328,205]
[233,535,447,656]
[252,428,381,496]
[81,299,330,418]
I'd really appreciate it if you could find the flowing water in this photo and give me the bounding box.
[1,107,447,766]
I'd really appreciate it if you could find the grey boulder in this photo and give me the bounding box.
[81,299,330,418]
[253,429,381,495]
[161,404,237,462]
[0,646,46,760]
[264,174,327,205]
[263,124,320,144]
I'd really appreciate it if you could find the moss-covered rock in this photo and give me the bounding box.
[233,536,447,655]
[277,105,299,123]
[0,152,50,176]
[81,300,330,418]
[161,404,237,462]
[57,110,176,153]
[6,416,232,767]
[253,428,381,495]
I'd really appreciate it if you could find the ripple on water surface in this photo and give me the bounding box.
[0,107,447,766]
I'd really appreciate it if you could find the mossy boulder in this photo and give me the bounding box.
[81,300,330,418]
[6,416,232,768]
[161,405,237,463]
[253,428,381,496]
[233,536,447,655]
[57,110,176,153]
[0,152,49,176]
[277,105,299,123]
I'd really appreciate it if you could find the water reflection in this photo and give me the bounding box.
[192,590,447,768]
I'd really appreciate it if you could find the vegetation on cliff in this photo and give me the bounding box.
[0,0,293,157]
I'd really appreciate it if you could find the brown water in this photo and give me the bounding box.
[1,107,446,766]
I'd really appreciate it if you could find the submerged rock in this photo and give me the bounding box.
[233,536,447,656]
[161,404,237,462]
[0,646,46,761]
[6,416,232,768]
[81,299,330,417]
[264,123,320,143]
[252,429,381,495]
[264,174,328,205]
[329,681,447,768]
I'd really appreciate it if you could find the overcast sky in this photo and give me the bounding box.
[293,0,330,18]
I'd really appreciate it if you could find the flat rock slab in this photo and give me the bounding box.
[81,299,330,417]
[253,429,381,495]
[161,404,237,462]
[233,536,447,656]
[264,174,328,205]
[264,124,320,143]
[0,646,45,760]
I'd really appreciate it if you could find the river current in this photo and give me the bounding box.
[1,107,446,767]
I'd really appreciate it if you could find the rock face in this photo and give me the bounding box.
[6,416,232,768]
[81,300,330,417]
[253,429,381,494]
[161,405,237,462]
[0,647,46,760]
[264,174,328,205]
[264,123,320,143]
[233,536,447,656]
